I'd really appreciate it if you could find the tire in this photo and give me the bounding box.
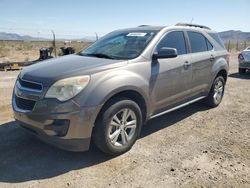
[205,76,225,108]
[239,68,246,74]
[93,98,142,155]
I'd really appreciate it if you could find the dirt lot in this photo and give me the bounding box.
[0,40,91,63]
[0,53,249,188]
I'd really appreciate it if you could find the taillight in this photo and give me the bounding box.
[238,53,244,60]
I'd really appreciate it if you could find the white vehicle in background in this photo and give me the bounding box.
[238,46,250,74]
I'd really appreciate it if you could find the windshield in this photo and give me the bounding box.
[79,30,157,60]
[242,51,250,61]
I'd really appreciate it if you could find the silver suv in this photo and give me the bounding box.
[12,23,229,155]
[238,46,250,74]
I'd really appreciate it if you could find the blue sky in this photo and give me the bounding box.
[0,0,249,38]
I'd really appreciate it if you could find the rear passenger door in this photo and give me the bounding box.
[187,31,214,96]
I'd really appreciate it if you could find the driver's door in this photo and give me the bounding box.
[150,31,193,114]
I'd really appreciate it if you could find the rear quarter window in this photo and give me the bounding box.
[208,33,226,49]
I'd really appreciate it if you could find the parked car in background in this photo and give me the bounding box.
[12,23,229,155]
[238,46,250,74]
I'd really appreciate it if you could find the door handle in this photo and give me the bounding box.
[210,55,215,61]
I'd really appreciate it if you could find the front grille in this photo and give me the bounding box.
[18,78,42,90]
[15,96,36,111]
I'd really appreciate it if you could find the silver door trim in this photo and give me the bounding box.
[150,96,206,119]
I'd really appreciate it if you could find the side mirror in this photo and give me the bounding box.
[153,47,178,59]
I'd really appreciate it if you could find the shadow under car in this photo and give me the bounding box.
[0,102,209,183]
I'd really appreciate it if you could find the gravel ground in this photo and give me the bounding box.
[0,54,249,188]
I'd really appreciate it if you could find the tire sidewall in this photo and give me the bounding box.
[211,76,225,106]
[99,99,142,155]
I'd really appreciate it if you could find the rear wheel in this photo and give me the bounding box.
[239,68,246,74]
[205,76,225,107]
[93,98,142,155]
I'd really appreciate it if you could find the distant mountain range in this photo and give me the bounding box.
[0,30,250,42]
[219,30,250,42]
[0,32,95,42]
[0,32,38,41]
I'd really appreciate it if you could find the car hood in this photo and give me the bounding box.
[20,54,127,86]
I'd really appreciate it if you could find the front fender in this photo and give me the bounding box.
[76,69,150,111]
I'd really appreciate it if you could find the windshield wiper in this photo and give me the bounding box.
[83,53,114,59]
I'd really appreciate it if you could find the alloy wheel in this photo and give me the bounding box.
[213,80,224,104]
[108,108,137,147]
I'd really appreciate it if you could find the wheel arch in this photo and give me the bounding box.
[215,69,228,83]
[94,87,149,126]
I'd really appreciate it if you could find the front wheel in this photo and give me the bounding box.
[205,76,225,107]
[93,98,142,155]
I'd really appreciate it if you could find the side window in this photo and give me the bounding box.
[187,31,208,53]
[208,33,226,49]
[206,39,213,51]
[157,31,187,55]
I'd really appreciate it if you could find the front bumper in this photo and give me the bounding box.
[12,94,101,152]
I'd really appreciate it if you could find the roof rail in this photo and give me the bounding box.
[138,25,151,27]
[175,23,211,30]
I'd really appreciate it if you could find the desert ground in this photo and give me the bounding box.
[0,40,91,63]
[0,52,249,188]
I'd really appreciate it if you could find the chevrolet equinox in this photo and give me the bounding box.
[12,23,229,155]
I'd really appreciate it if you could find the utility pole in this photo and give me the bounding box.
[37,31,40,41]
[236,40,239,52]
[51,30,56,57]
[227,40,230,52]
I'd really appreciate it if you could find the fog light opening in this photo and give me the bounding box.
[44,119,70,137]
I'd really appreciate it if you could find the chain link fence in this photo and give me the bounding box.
[224,40,250,52]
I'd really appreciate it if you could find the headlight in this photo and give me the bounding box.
[45,75,90,101]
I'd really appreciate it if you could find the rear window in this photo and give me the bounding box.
[187,31,208,53]
[208,33,226,49]
[206,40,213,51]
[242,51,250,61]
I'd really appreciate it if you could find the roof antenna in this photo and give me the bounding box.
[95,32,99,41]
[190,18,194,24]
